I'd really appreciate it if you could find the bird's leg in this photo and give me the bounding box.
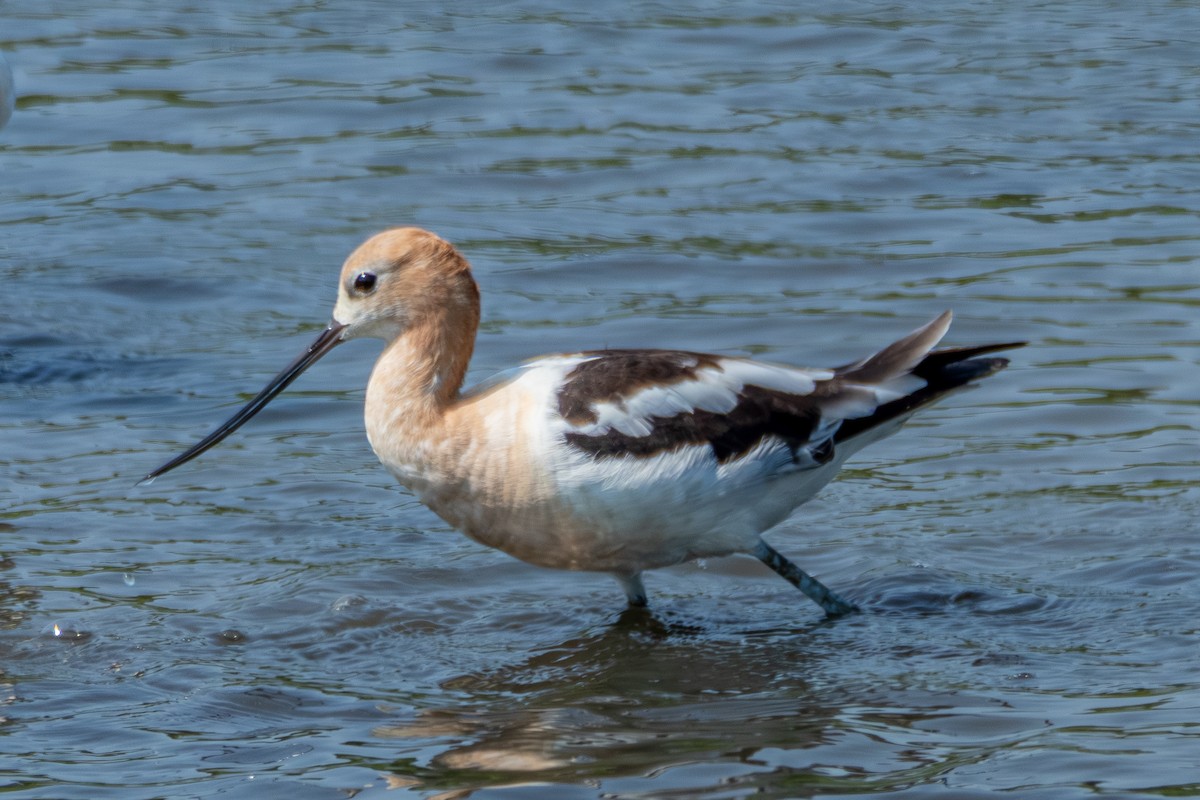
[614,572,648,607]
[754,540,859,617]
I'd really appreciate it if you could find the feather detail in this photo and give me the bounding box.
[552,314,1024,467]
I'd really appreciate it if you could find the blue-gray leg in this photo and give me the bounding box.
[754,540,859,617]
[615,573,648,607]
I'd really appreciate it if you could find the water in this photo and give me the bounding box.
[3,2,1200,797]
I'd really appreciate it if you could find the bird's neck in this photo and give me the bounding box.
[365,314,476,429]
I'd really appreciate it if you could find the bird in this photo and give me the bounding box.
[144,227,1022,617]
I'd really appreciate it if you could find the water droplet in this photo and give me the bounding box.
[50,623,91,643]
[123,573,136,586]
[215,629,247,645]
[331,594,368,612]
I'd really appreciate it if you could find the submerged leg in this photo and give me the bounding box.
[614,572,648,607]
[754,540,859,617]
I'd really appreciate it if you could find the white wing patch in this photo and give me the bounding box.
[586,382,724,436]
[716,359,833,395]
[565,355,839,437]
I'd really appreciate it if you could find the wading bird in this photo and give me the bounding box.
[145,228,1021,616]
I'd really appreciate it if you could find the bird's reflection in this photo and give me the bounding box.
[373,608,841,797]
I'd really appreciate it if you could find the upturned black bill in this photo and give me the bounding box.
[141,321,347,484]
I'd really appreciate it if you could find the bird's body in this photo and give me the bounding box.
[146,227,1022,616]
[370,350,839,575]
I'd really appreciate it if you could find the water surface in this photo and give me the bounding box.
[3,2,1200,798]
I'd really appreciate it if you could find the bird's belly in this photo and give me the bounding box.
[454,495,760,574]
[379,458,602,570]
[377,419,845,575]
[408,445,840,575]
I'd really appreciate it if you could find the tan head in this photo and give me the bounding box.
[332,227,480,343]
[142,226,480,483]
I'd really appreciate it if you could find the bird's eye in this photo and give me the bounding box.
[352,271,377,294]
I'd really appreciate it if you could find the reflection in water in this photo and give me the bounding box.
[375,611,841,795]
[361,562,1191,797]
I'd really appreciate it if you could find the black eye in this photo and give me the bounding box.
[352,271,377,294]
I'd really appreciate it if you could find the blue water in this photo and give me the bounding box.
[3,2,1200,797]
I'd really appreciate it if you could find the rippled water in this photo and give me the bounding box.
[3,2,1200,797]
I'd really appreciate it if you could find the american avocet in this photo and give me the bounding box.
[145,228,1022,617]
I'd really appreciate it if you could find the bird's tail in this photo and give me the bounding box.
[834,312,1024,444]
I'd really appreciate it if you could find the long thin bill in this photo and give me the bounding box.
[140,320,348,484]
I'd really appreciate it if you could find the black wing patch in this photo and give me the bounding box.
[557,351,826,464]
[555,338,1024,464]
